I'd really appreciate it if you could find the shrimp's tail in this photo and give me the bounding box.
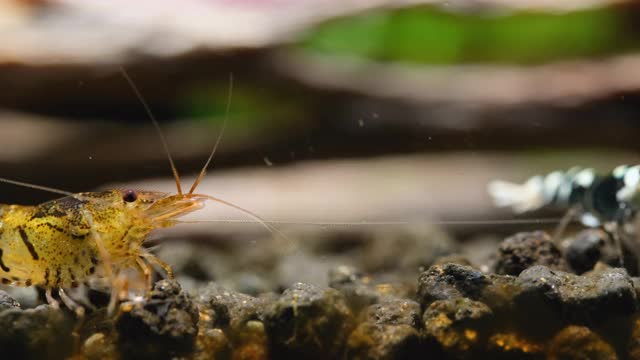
[487,176,546,213]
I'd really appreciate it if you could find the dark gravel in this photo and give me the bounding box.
[493,231,568,276]
[1,224,640,358]
[417,263,491,306]
[0,303,74,360]
[263,282,354,359]
[565,229,621,274]
[115,280,199,360]
[516,265,637,324]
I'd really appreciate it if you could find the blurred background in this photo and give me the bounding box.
[1,0,640,288]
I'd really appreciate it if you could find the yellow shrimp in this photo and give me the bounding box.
[0,189,203,290]
[0,69,277,311]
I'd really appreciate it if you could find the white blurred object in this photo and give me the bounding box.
[487,176,546,213]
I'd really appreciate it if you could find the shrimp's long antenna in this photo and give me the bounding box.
[176,217,566,226]
[195,193,291,245]
[119,67,184,195]
[0,177,75,197]
[188,73,233,195]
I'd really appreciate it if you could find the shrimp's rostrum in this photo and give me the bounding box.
[0,189,205,289]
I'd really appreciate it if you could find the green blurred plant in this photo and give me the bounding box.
[180,83,303,135]
[299,6,634,65]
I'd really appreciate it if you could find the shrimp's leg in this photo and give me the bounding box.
[553,207,577,245]
[80,207,114,281]
[59,288,86,351]
[88,226,114,280]
[81,208,123,314]
[59,288,85,318]
[142,253,173,279]
[605,222,626,269]
[609,207,640,275]
[136,257,153,293]
[72,284,97,312]
[45,288,60,309]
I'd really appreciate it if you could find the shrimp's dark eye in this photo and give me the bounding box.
[123,190,138,203]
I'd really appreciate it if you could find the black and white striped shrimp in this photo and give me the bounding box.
[488,165,640,268]
[487,166,640,227]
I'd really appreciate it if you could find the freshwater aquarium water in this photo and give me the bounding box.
[0,0,638,358]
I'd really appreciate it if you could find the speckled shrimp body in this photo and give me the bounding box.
[0,190,206,290]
